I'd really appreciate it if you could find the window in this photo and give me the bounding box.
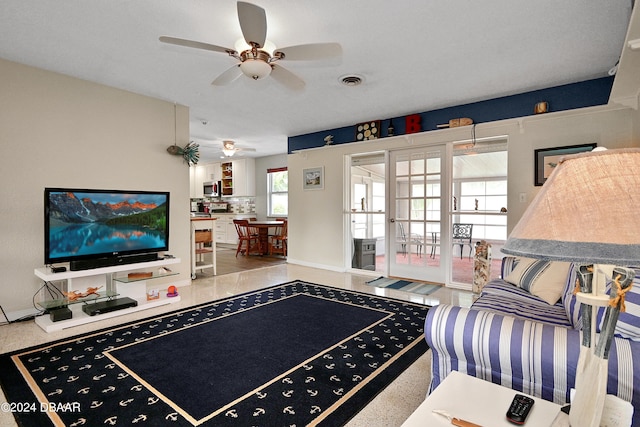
[267,167,288,216]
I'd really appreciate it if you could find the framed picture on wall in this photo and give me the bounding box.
[534,143,597,186]
[303,167,324,190]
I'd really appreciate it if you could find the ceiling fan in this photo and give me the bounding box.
[159,1,341,90]
[221,140,256,157]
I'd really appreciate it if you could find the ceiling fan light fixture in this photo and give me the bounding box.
[240,59,272,80]
[239,56,272,80]
[222,149,236,157]
[239,49,273,80]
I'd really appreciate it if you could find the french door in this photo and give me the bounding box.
[388,145,447,283]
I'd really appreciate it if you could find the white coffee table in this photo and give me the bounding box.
[402,371,562,426]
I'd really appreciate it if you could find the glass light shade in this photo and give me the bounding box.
[502,148,640,264]
[240,59,272,80]
[222,149,235,157]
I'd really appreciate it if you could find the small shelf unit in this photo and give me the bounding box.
[221,162,233,196]
[191,218,216,278]
[33,257,181,332]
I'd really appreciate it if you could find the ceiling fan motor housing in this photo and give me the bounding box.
[240,50,272,79]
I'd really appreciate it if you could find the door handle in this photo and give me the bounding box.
[390,218,395,223]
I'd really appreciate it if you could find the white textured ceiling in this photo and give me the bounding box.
[0,1,635,162]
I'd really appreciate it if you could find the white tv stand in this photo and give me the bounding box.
[33,257,181,333]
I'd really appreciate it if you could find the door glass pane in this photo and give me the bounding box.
[353,183,366,211]
[395,178,409,198]
[426,181,440,197]
[396,158,409,176]
[411,198,425,220]
[372,182,385,211]
[426,157,441,174]
[411,183,424,197]
[410,156,424,175]
[396,199,409,220]
[426,198,441,221]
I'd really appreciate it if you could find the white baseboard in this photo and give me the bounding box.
[286,258,347,273]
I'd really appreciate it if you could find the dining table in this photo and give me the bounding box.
[248,220,285,255]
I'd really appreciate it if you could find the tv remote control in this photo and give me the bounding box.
[506,394,534,425]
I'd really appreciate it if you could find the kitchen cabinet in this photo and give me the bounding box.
[207,162,221,182]
[189,162,221,198]
[221,158,255,197]
[190,165,207,198]
[212,214,254,245]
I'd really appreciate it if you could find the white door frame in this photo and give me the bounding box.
[386,144,451,283]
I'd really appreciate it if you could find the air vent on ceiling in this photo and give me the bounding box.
[340,74,363,86]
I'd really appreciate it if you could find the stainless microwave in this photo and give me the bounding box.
[203,181,221,197]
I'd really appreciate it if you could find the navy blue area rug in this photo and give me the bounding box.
[0,281,429,426]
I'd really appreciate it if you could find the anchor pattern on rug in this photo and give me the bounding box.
[11,281,429,426]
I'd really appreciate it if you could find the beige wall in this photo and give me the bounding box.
[0,58,191,319]
[286,105,638,274]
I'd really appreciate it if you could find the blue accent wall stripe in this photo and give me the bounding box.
[288,76,614,153]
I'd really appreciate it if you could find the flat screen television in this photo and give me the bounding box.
[44,188,170,270]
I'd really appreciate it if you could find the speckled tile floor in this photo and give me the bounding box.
[0,264,473,427]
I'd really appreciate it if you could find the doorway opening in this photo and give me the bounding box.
[349,153,386,273]
[449,139,508,287]
[347,138,508,289]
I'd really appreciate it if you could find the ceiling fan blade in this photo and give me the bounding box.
[237,147,257,152]
[159,36,233,54]
[212,64,243,86]
[275,43,342,60]
[237,1,267,48]
[270,64,305,91]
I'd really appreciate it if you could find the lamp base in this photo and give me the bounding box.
[569,358,607,427]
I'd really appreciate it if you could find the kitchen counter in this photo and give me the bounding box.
[206,213,255,245]
[191,212,256,218]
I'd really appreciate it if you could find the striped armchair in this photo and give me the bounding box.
[425,258,640,426]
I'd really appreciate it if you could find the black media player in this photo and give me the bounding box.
[82,297,138,316]
[50,307,72,322]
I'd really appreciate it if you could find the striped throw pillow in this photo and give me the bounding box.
[504,257,572,305]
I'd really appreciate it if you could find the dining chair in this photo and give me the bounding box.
[268,219,287,256]
[397,223,408,256]
[424,231,439,259]
[397,223,424,256]
[233,219,262,257]
[452,223,474,259]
